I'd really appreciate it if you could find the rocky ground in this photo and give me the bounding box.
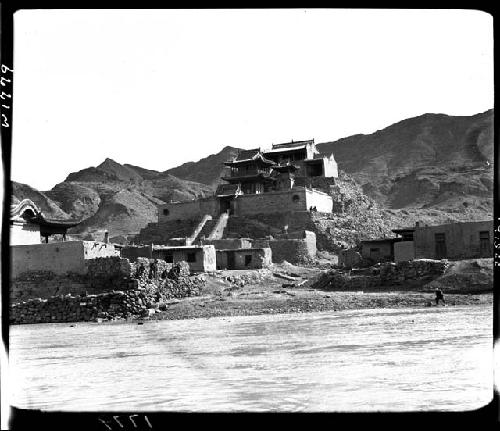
[145,261,493,322]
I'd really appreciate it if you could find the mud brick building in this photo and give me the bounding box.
[393,221,493,262]
[412,220,493,260]
[121,244,217,272]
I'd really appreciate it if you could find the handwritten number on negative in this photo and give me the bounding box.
[99,415,152,430]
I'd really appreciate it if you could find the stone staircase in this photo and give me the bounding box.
[208,212,229,240]
[195,219,217,242]
[186,215,213,245]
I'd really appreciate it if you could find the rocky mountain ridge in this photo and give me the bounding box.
[12,110,493,239]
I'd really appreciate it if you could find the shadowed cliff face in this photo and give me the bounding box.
[12,110,493,239]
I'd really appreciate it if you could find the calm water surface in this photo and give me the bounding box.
[9,305,493,412]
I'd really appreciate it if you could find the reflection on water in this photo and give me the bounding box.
[9,305,492,412]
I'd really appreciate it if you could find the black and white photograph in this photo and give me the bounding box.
[1,7,496,425]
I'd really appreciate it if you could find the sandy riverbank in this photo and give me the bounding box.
[147,263,493,321]
[149,290,492,321]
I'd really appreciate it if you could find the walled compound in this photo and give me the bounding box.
[133,139,371,261]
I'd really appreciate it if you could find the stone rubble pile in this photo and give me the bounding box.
[311,271,380,290]
[310,259,449,291]
[10,261,206,325]
[379,259,448,283]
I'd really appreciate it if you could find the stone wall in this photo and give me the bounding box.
[11,256,135,302]
[338,249,362,268]
[254,231,316,264]
[414,221,493,260]
[311,259,449,291]
[158,197,219,223]
[11,272,89,302]
[233,188,308,215]
[11,255,176,303]
[379,259,449,283]
[85,256,134,288]
[10,262,205,324]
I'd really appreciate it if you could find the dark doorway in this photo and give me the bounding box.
[306,162,323,177]
[220,198,231,215]
[227,251,235,269]
[369,247,381,261]
[434,233,447,259]
[479,231,491,257]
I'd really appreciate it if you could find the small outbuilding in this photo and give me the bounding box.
[360,237,401,263]
[216,247,272,270]
[121,244,217,272]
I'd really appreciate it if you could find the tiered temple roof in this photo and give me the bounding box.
[224,148,276,166]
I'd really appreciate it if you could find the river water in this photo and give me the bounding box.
[8,305,493,412]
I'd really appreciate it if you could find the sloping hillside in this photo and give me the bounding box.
[164,146,240,189]
[13,157,214,238]
[317,109,493,213]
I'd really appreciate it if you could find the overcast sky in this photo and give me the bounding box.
[11,9,493,191]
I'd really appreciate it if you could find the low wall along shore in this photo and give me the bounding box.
[10,260,205,324]
[312,259,450,291]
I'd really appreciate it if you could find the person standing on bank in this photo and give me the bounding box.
[435,288,445,306]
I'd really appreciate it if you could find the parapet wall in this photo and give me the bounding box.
[204,238,253,249]
[379,259,448,283]
[156,187,333,222]
[10,241,119,279]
